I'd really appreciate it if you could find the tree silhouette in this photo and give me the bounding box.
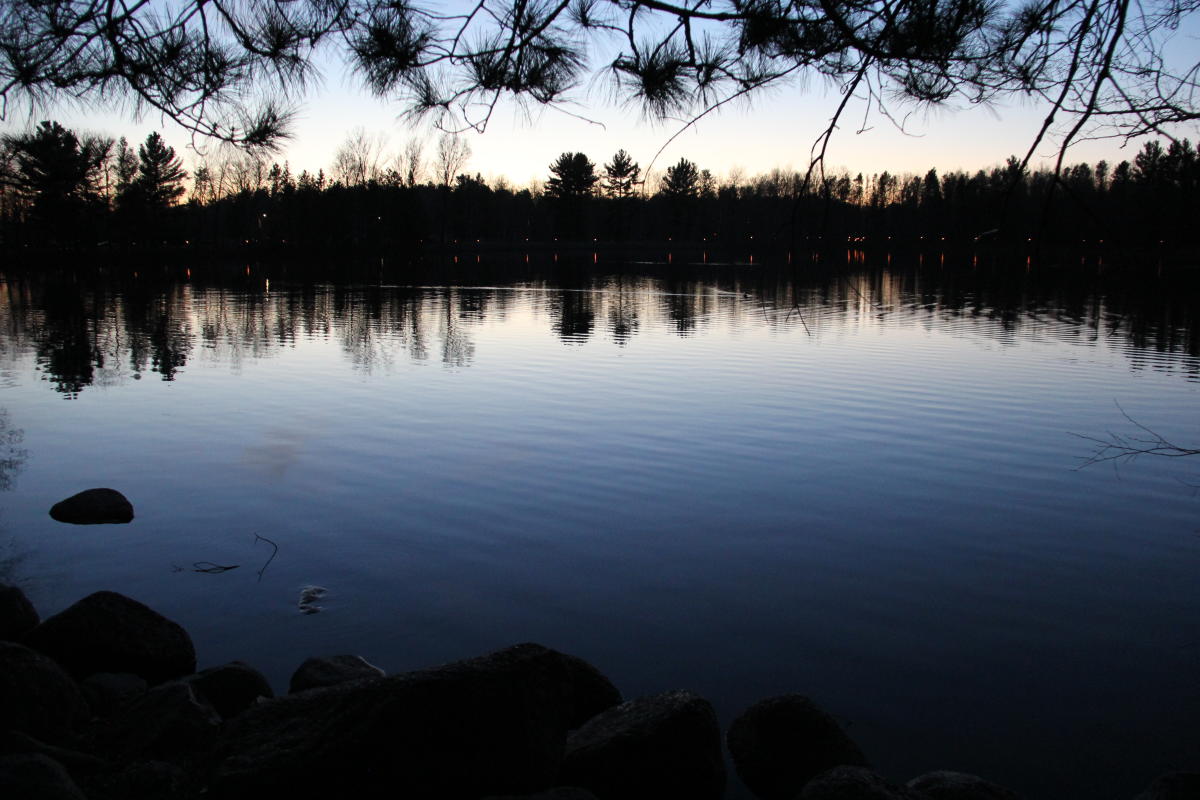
[131,132,188,208]
[546,153,598,200]
[435,133,471,187]
[602,150,640,199]
[3,121,109,240]
[2,0,1194,166]
[661,158,700,199]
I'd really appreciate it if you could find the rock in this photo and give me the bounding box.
[288,654,385,694]
[800,766,924,800]
[907,771,1022,799]
[185,661,274,719]
[0,731,108,776]
[89,760,190,800]
[91,681,220,760]
[0,754,88,800]
[0,641,89,744]
[0,583,39,640]
[559,690,725,800]
[24,591,196,683]
[727,694,868,800]
[558,651,622,729]
[208,643,616,800]
[297,585,325,614]
[483,790,600,800]
[1135,772,1200,799]
[48,488,134,524]
[80,672,148,718]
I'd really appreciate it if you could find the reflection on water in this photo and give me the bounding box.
[0,261,1197,800]
[2,265,1198,394]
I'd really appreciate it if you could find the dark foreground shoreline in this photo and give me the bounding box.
[1,585,1195,800]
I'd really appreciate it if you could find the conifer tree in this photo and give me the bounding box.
[129,132,187,208]
[602,150,640,199]
[546,153,598,199]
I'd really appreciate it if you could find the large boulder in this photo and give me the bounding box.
[24,591,196,683]
[90,681,221,760]
[208,643,619,800]
[0,754,88,800]
[0,641,89,744]
[185,661,274,719]
[0,583,39,640]
[288,654,385,694]
[0,731,108,776]
[800,766,925,800]
[48,488,134,524]
[1135,772,1200,799]
[907,771,1022,800]
[559,690,725,800]
[727,694,868,800]
[80,672,149,718]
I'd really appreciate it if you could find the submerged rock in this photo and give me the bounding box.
[209,643,618,800]
[48,488,134,524]
[0,642,89,744]
[0,583,39,640]
[907,770,1023,799]
[288,654,385,694]
[24,591,196,683]
[559,690,725,800]
[727,694,868,800]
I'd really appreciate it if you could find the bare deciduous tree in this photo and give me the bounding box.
[434,132,470,188]
[398,137,424,188]
[332,128,388,186]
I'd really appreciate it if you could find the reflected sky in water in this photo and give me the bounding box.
[0,263,1197,798]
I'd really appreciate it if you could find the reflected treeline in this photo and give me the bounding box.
[0,261,1197,396]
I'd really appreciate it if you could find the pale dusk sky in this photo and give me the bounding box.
[5,30,1197,188]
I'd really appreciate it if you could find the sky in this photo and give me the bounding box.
[4,12,1198,188]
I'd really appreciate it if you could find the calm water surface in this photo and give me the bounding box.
[0,261,1197,798]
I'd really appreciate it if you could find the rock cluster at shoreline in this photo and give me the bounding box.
[1,585,1195,800]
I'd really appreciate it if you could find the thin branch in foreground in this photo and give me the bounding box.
[1073,401,1200,469]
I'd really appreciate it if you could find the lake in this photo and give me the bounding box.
[1,256,1197,798]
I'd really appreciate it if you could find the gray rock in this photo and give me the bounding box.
[800,766,924,800]
[208,643,616,800]
[559,690,725,800]
[0,583,39,640]
[1134,772,1200,800]
[907,770,1022,800]
[0,641,89,744]
[727,694,868,800]
[185,661,274,719]
[288,654,385,693]
[80,672,148,718]
[0,754,87,800]
[48,488,134,524]
[91,681,220,760]
[24,591,196,683]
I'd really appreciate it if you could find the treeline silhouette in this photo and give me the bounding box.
[2,121,1198,255]
[1,261,1196,398]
